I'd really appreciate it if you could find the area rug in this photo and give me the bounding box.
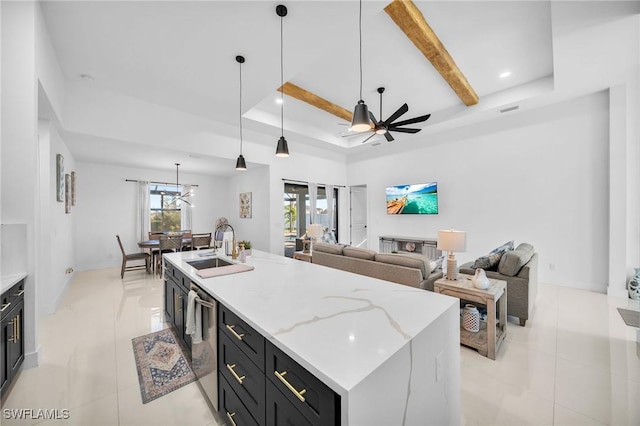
[617,308,640,328]
[131,327,195,404]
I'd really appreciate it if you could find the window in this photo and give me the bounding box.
[150,184,183,232]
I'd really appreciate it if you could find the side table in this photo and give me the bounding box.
[434,274,507,360]
[293,251,312,263]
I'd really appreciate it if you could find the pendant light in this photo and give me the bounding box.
[235,55,247,171]
[275,5,290,157]
[351,0,372,132]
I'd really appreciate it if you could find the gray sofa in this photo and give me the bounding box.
[459,243,538,326]
[312,242,443,291]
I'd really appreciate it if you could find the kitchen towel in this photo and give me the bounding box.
[185,290,197,335]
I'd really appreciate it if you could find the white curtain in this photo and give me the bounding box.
[136,181,150,243]
[326,185,335,231]
[181,184,193,231]
[308,182,318,224]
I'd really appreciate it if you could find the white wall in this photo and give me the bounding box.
[348,91,610,293]
[74,162,230,271]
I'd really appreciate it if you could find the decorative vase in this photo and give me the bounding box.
[629,268,640,300]
[472,268,490,290]
[462,304,480,332]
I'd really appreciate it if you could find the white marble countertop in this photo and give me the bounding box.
[1,273,27,295]
[164,249,457,396]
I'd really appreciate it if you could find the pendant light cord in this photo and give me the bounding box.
[358,0,363,101]
[280,12,284,137]
[239,60,243,154]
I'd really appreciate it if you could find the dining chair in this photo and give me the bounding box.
[157,235,184,273]
[148,232,164,268]
[116,235,150,278]
[191,233,212,250]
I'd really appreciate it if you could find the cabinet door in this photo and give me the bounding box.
[0,312,11,394]
[164,279,174,325]
[7,300,24,379]
[180,289,191,352]
[219,375,259,426]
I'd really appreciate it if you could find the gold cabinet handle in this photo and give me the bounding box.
[226,363,246,385]
[16,314,20,341]
[274,370,307,402]
[0,302,11,312]
[177,295,182,312]
[226,411,237,426]
[13,290,24,297]
[9,318,17,343]
[225,324,244,341]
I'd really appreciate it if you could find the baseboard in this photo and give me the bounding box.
[607,287,630,300]
[41,272,73,315]
[22,345,41,369]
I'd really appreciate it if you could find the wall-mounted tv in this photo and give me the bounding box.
[386,182,438,215]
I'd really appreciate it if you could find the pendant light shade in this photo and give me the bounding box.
[275,136,289,157]
[235,154,247,171]
[351,100,371,131]
[351,0,371,132]
[235,55,247,171]
[275,5,290,158]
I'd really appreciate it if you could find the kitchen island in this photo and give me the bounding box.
[164,249,460,426]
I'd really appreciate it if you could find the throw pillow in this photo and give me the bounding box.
[472,252,503,270]
[490,240,514,254]
[429,255,445,273]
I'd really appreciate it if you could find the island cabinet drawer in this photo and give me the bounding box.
[219,375,259,426]
[266,342,340,426]
[219,332,265,425]
[265,380,312,426]
[218,304,265,372]
[1,280,25,321]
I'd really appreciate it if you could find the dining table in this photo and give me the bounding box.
[138,238,192,272]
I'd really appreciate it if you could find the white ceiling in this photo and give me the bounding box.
[40,0,555,176]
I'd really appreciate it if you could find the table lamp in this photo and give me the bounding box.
[307,224,323,253]
[437,229,467,280]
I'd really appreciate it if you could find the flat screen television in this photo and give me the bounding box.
[386,182,438,215]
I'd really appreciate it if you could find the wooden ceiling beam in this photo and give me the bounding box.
[278,82,353,122]
[384,0,479,106]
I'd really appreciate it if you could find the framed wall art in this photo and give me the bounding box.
[71,171,77,206]
[65,173,71,213]
[56,154,64,202]
[239,192,252,218]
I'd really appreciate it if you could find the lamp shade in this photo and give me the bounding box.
[351,100,371,132]
[235,154,247,171]
[275,136,289,157]
[307,224,323,239]
[437,229,467,252]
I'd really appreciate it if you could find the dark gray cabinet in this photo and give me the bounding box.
[1,278,25,401]
[163,264,191,353]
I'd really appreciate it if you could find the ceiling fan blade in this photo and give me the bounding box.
[389,127,421,134]
[384,131,394,142]
[360,133,376,144]
[383,103,409,126]
[390,114,431,127]
[369,111,379,125]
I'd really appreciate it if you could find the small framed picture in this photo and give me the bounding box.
[56,154,64,202]
[239,192,252,218]
[65,173,71,213]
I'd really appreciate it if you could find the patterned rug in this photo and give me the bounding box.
[132,327,195,404]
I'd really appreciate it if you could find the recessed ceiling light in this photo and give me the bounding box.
[275,98,284,104]
[79,73,94,81]
[499,71,511,79]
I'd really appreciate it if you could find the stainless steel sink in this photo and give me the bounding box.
[186,257,234,270]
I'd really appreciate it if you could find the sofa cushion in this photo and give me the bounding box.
[313,242,344,255]
[498,243,535,276]
[343,246,377,260]
[375,253,428,278]
[472,240,514,270]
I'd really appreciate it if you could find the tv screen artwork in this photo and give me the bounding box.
[386,182,438,215]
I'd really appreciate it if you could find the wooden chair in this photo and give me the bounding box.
[191,233,212,250]
[157,235,184,273]
[148,232,164,268]
[116,235,150,278]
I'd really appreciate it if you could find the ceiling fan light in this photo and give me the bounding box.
[235,154,247,171]
[375,128,387,135]
[276,136,289,157]
[351,100,372,132]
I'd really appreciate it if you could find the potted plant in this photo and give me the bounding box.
[238,240,252,256]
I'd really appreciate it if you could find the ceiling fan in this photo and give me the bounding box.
[344,87,431,144]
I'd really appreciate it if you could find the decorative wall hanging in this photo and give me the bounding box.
[65,173,71,213]
[239,192,252,218]
[56,154,64,202]
[71,171,77,206]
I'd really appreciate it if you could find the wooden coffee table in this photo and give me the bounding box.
[434,274,507,360]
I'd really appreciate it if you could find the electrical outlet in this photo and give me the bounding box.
[65,267,74,274]
[435,351,444,382]
[549,263,556,271]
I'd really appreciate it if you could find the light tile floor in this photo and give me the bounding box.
[2,268,639,425]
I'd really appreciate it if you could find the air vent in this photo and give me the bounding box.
[371,142,382,147]
[499,105,519,113]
